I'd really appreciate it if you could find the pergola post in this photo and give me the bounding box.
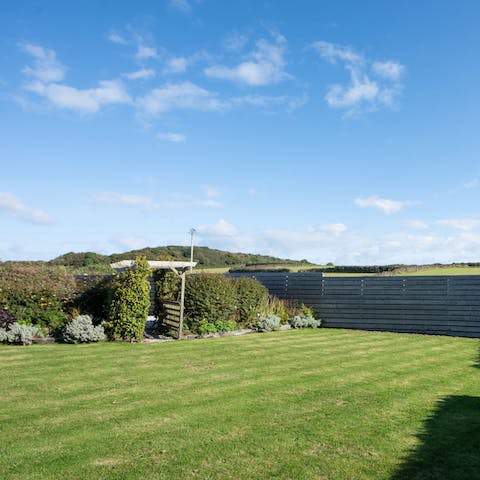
[178,271,186,339]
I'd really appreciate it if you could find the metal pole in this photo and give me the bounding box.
[189,228,196,273]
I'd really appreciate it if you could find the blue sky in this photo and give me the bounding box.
[1,0,480,264]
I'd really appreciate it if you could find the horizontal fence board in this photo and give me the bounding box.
[229,272,480,338]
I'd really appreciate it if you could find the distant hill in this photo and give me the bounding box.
[49,246,313,269]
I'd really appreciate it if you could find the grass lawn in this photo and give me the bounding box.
[1,329,479,479]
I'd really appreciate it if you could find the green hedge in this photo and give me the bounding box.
[0,263,76,331]
[154,273,268,334]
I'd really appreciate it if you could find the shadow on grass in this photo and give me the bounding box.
[475,343,480,368]
[391,396,480,480]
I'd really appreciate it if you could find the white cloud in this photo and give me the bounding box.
[156,132,186,143]
[405,219,429,230]
[136,45,157,59]
[463,178,479,190]
[93,192,158,209]
[223,32,249,52]
[202,186,221,198]
[325,73,379,108]
[354,196,418,214]
[20,43,66,83]
[137,81,225,116]
[107,32,128,45]
[312,40,405,115]
[164,57,189,74]
[372,61,405,81]
[310,223,347,236]
[169,0,191,13]
[20,43,131,113]
[198,219,238,237]
[436,218,480,231]
[0,192,53,225]
[196,199,223,208]
[312,41,364,66]
[109,235,150,251]
[122,68,155,80]
[26,79,131,113]
[205,33,289,86]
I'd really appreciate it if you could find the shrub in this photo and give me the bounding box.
[257,314,281,332]
[105,257,151,342]
[62,314,106,343]
[261,296,299,323]
[194,319,238,335]
[72,276,113,322]
[0,309,16,329]
[288,315,321,329]
[0,263,75,331]
[0,323,41,345]
[184,274,237,326]
[234,277,269,326]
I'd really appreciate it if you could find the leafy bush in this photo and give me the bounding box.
[288,315,321,329]
[0,309,16,329]
[193,319,238,335]
[0,263,75,331]
[184,274,237,326]
[234,277,269,326]
[0,323,41,345]
[257,314,281,332]
[105,257,151,342]
[72,276,113,321]
[62,314,106,343]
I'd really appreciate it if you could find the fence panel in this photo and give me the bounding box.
[227,272,480,338]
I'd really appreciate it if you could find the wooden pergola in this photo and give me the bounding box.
[110,260,197,338]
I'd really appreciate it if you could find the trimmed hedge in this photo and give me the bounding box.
[184,274,237,327]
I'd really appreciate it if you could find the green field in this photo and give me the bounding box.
[1,329,479,479]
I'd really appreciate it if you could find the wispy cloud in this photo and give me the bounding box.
[20,42,66,83]
[309,223,347,236]
[109,235,150,251]
[107,32,128,45]
[20,43,131,113]
[354,195,418,214]
[156,132,186,143]
[135,44,157,60]
[163,57,189,74]
[0,192,53,225]
[202,186,221,198]
[312,40,405,115]
[205,32,290,86]
[169,0,191,13]
[198,219,238,237]
[463,178,479,190]
[121,68,155,80]
[436,218,480,231]
[223,32,249,52]
[25,79,131,113]
[405,219,429,230]
[137,81,225,116]
[93,192,159,209]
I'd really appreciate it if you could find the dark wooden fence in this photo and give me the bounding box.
[227,272,480,338]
